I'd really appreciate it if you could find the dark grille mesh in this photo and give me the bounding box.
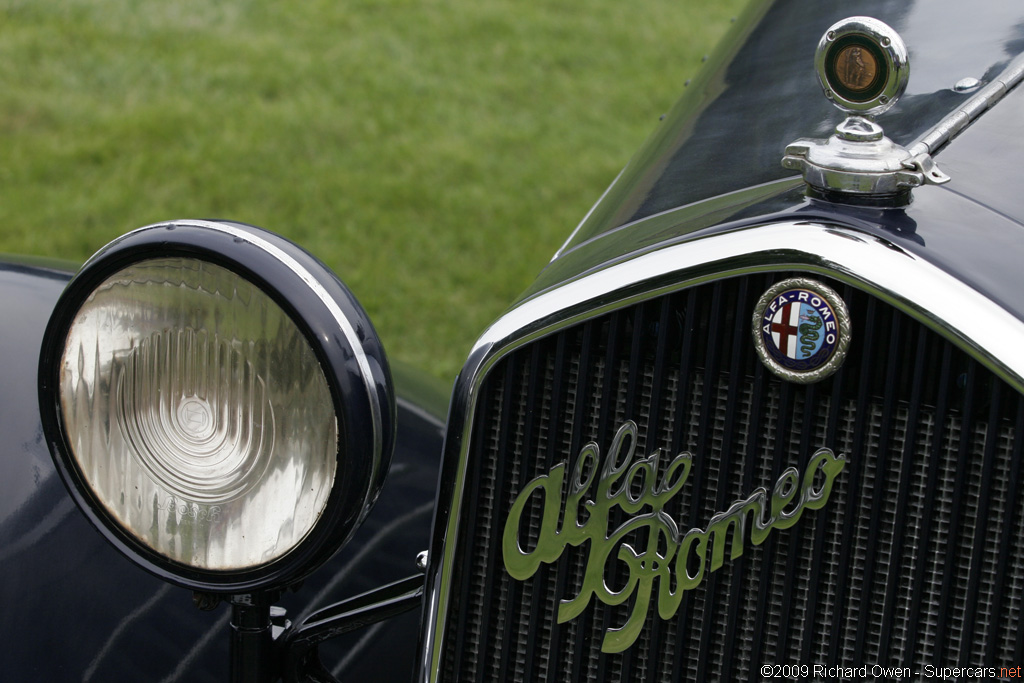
[441,273,1024,682]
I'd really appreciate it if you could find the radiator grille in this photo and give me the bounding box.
[440,273,1024,681]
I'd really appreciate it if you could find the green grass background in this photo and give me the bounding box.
[1,0,744,381]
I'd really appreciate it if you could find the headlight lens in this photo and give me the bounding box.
[61,257,337,570]
[40,220,395,592]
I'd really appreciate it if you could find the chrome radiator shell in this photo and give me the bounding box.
[419,222,1024,682]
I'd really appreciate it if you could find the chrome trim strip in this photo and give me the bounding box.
[909,51,1024,158]
[552,168,626,261]
[120,219,385,505]
[419,220,1024,682]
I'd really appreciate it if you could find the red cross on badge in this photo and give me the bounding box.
[770,301,800,357]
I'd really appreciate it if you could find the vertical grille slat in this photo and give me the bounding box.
[540,332,572,681]
[989,402,1024,664]
[565,322,595,683]
[905,342,954,664]
[440,273,1024,682]
[832,294,877,668]
[667,288,702,683]
[517,343,551,682]
[853,303,902,663]
[641,297,675,683]
[970,379,1007,661]
[877,319,927,664]
[1011,405,1024,661]
[935,359,977,663]
[690,282,726,682]
[698,277,752,679]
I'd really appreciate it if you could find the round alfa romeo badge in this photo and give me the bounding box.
[752,277,851,383]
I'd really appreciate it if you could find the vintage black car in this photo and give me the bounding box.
[5,1,1024,681]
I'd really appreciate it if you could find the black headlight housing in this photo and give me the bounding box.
[38,220,395,594]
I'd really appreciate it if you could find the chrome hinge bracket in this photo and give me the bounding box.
[903,152,951,186]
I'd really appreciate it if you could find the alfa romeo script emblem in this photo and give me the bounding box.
[501,421,846,654]
[752,277,851,383]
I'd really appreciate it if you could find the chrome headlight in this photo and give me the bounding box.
[39,220,394,592]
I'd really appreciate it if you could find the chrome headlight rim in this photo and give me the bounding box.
[38,219,395,593]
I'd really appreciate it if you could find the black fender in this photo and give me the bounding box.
[0,257,446,682]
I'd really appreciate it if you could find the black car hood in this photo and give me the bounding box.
[550,0,1024,253]
[517,0,1024,322]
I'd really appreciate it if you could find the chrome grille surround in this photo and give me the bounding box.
[417,221,1024,682]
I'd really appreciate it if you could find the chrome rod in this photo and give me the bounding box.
[908,52,1024,158]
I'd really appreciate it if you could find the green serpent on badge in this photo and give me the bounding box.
[799,312,823,356]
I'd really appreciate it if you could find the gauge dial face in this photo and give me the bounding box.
[815,17,908,116]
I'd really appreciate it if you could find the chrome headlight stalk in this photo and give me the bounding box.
[38,219,396,595]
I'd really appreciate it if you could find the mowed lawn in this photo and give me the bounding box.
[1,0,746,381]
